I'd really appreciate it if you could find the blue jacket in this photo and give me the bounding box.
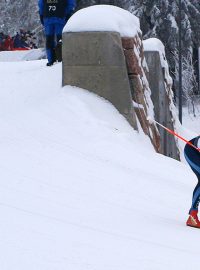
[38,0,76,24]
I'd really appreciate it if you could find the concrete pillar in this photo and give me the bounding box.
[62,31,138,130]
[144,51,180,160]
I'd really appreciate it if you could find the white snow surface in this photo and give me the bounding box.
[0,48,46,62]
[0,51,200,270]
[64,5,140,37]
[143,37,165,54]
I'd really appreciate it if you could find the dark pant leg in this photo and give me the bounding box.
[44,23,55,63]
[46,34,55,63]
[55,23,65,42]
[190,169,200,211]
[184,142,200,213]
[56,34,62,43]
[55,23,65,62]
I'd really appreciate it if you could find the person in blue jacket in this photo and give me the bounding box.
[184,136,200,228]
[38,0,76,66]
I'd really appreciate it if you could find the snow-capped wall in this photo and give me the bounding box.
[121,36,161,152]
[62,31,138,130]
[62,5,161,152]
[64,5,140,38]
[144,38,180,159]
[62,5,180,157]
[143,38,173,86]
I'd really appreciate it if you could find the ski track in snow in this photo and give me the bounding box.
[0,58,200,269]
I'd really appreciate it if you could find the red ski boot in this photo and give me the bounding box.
[186,210,200,228]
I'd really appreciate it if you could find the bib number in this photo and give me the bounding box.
[49,5,56,11]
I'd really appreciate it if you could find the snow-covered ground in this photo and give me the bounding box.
[0,51,200,270]
[0,48,46,62]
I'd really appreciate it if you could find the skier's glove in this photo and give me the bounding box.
[40,15,44,25]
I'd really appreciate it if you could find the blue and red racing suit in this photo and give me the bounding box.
[184,136,200,213]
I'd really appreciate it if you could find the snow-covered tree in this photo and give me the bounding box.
[0,0,43,45]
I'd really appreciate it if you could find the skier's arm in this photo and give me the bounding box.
[65,0,76,20]
[38,0,44,16]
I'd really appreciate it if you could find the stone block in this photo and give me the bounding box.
[144,50,180,159]
[121,37,135,49]
[62,31,138,130]
[124,49,142,75]
[63,32,127,67]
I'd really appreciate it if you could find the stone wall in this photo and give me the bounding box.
[62,31,138,130]
[144,51,180,160]
[62,31,180,158]
[122,36,160,153]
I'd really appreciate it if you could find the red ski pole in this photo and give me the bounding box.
[152,119,200,152]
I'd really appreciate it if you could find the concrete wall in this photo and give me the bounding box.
[62,31,138,130]
[62,31,179,159]
[144,51,180,160]
[122,37,161,153]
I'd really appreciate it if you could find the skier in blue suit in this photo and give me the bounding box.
[38,0,76,66]
[184,136,200,228]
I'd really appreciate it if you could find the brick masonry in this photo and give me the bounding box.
[122,36,161,153]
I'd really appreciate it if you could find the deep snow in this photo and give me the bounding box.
[0,54,200,270]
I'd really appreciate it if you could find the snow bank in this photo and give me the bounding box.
[64,5,140,37]
[0,48,46,62]
[0,58,200,270]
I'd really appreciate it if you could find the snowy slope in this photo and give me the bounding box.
[0,57,200,270]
